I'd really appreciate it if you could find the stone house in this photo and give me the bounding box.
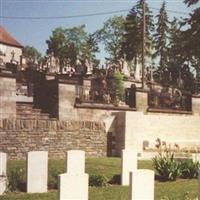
[0,26,23,66]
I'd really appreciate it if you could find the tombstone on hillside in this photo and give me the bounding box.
[0,152,7,195]
[27,151,48,193]
[192,153,200,163]
[129,169,155,200]
[58,150,89,200]
[121,149,137,186]
[0,153,7,176]
[135,63,142,81]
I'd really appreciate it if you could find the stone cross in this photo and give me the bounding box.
[27,151,48,193]
[11,50,15,61]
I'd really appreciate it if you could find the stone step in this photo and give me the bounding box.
[16,113,50,120]
[16,108,41,114]
[16,103,33,109]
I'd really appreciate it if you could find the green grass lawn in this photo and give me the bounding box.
[0,157,198,200]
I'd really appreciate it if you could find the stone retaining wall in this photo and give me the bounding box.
[0,74,16,119]
[124,111,200,154]
[0,119,106,160]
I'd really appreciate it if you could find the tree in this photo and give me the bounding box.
[121,0,154,64]
[153,1,170,69]
[120,7,139,63]
[182,0,200,78]
[23,46,42,65]
[113,71,124,100]
[95,16,125,64]
[46,25,99,69]
[184,0,199,6]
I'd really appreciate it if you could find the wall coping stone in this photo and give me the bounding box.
[147,107,193,115]
[75,103,136,111]
[136,88,149,93]
[192,95,200,98]
[0,72,16,79]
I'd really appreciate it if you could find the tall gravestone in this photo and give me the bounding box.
[192,153,200,163]
[58,150,89,200]
[27,151,48,193]
[129,169,154,200]
[0,152,7,195]
[121,149,137,185]
[0,73,16,119]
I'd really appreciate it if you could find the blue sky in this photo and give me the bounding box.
[0,0,197,61]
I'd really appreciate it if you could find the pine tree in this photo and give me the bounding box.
[168,18,184,66]
[153,1,170,69]
[121,7,139,63]
[183,0,200,77]
[121,0,154,64]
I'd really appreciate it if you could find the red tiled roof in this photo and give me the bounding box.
[0,26,23,48]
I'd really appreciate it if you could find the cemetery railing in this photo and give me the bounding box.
[148,88,192,112]
[75,85,136,108]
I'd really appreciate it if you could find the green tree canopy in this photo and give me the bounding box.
[121,0,154,64]
[153,1,170,69]
[23,46,42,65]
[46,25,99,68]
[95,16,125,64]
[182,0,200,77]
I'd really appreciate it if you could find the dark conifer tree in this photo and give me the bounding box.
[121,0,154,64]
[183,0,200,77]
[153,1,170,69]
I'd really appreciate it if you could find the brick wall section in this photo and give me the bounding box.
[0,119,106,160]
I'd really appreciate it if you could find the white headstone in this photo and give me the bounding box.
[58,173,89,200]
[59,150,89,200]
[135,63,142,81]
[0,153,7,195]
[66,150,85,174]
[121,149,137,186]
[129,169,154,200]
[0,153,7,176]
[198,170,200,200]
[122,60,130,77]
[27,151,48,193]
[192,154,200,163]
[0,177,6,195]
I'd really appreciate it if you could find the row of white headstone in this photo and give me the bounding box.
[0,150,88,199]
[0,149,154,199]
[0,151,48,194]
[1,150,200,199]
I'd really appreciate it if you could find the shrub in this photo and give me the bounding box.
[152,153,181,181]
[48,167,63,189]
[113,72,124,101]
[180,160,200,179]
[7,166,26,191]
[89,174,108,187]
[108,174,121,185]
[48,160,65,189]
